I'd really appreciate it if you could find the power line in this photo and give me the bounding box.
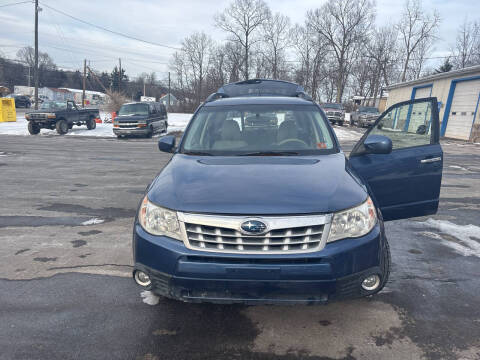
[0,0,31,8]
[39,2,181,51]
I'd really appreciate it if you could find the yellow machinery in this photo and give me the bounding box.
[0,98,16,122]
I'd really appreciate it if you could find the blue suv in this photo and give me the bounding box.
[132,79,443,304]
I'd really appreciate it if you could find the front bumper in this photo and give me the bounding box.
[327,115,344,122]
[113,127,149,135]
[133,223,386,304]
[358,117,376,126]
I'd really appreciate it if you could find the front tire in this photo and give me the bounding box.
[28,121,40,135]
[56,120,69,135]
[86,117,96,130]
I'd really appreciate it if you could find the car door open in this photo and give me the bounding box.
[348,98,443,221]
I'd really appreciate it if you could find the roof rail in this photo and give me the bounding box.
[295,91,313,101]
[205,92,229,103]
[210,79,313,100]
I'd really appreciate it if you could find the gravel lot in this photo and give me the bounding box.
[0,125,479,360]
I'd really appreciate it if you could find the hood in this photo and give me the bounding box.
[147,153,367,215]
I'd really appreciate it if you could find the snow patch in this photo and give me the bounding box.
[141,290,160,306]
[421,218,480,258]
[166,113,192,133]
[81,218,104,226]
[332,126,363,141]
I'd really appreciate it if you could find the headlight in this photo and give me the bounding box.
[327,197,377,242]
[138,196,183,240]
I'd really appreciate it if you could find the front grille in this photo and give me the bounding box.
[326,111,342,117]
[118,122,138,128]
[29,113,47,120]
[184,222,325,253]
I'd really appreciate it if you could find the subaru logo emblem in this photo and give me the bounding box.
[241,220,267,234]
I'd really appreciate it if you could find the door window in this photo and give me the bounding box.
[369,100,434,150]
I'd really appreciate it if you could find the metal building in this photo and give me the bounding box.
[386,65,480,141]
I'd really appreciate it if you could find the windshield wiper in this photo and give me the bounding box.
[239,151,299,156]
[183,151,213,156]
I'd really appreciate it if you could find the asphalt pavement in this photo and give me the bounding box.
[0,129,479,360]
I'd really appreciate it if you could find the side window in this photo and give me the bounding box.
[370,100,434,150]
[162,105,167,115]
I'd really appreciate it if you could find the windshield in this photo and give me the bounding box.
[119,103,149,116]
[323,103,343,110]
[181,104,336,155]
[40,101,67,110]
[359,107,378,113]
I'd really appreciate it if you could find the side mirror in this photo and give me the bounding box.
[364,135,392,154]
[158,135,176,153]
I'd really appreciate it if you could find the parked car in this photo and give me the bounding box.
[113,101,168,138]
[321,103,345,126]
[132,79,443,305]
[351,106,380,127]
[6,94,31,108]
[25,100,99,135]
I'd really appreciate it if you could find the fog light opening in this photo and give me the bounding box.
[361,274,381,291]
[134,270,151,287]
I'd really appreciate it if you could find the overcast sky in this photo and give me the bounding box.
[0,0,477,83]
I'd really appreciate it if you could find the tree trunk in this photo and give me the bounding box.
[244,36,249,80]
[401,52,410,82]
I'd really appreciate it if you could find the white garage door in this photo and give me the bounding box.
[414,86,432,99]
[445,79,480,140]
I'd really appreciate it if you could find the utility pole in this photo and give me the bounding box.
[82,59,86,108]
[118,58,121,92]
[168,72,171,110]
[143,79,146,97]
[27,66,31,87]
[34,0,39,109]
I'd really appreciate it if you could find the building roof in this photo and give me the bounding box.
[59,88,106,96]
[159,93,177,100]
[386,64,480,90]
[48,88,71,93]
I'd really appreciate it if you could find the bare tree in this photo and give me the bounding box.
[451,18,480,69]
[207,45,228,91]
[367,27,399,88]
[291,23,333,101]
[354,26,400,105]
[307,0,375,103]
[261,12,291,79]
[396,0,440,82]
[182,32,213,105]
[224,41,244,82]
[170,50,193,110]
[408,36,434,79]
[215,0,271,80]
[16,46,56,70]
